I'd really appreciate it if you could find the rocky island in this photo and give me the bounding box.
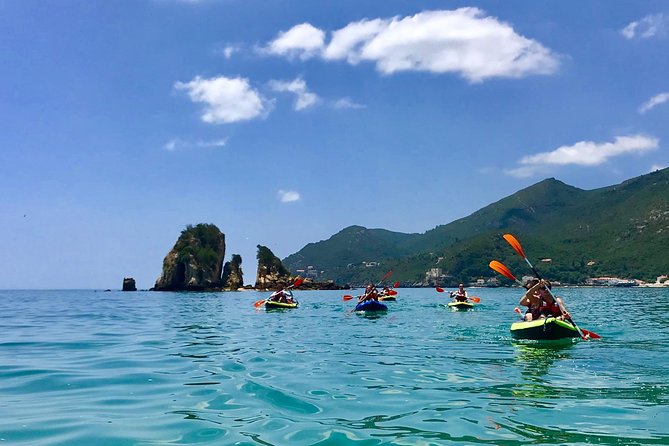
[151,223,347,292]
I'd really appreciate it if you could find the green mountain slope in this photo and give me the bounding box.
[284,168,669,285]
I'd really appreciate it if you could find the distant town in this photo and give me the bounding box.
[297,262,669,288]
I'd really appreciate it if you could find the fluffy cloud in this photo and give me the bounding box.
[175,75,269,124]
[264,23,325,60]
[506,135,660,177]
[268,78,319,110]
[621,13,668,39]
[263,8,559,82]
[163,138,227,151]
[650,164,668,172]
[278,190,301,203]
[639,92,669,113]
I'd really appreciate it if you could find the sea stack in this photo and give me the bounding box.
[153,224,226,291]
[255,245,293,290]
[122,277,137,291]
[221,254,244,290]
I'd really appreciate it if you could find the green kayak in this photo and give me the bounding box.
[265,300,298,309]
[510,317,580,341]
[448,301,474,310]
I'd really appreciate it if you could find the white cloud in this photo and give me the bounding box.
[264,23,325,60]
[263,8,560,82]
[323,18,387,63]
[163,138,227,151]
[175,75,269,124]
[639,92,669,113]
[650,164,667,172]
[332,97,365,109]
[621,13,668,39]
[506,135,660,177]
[278,190,301,203]
[268,78,319,110]
[222,44,240,59]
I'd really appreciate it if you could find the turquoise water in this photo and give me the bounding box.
[1,287,668,445]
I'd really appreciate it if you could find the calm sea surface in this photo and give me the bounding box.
[1,287,668,445]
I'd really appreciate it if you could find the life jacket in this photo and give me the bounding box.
[540,303,561,317]
[453,291,467,302]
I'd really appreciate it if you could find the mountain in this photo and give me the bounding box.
[283,168,669,285]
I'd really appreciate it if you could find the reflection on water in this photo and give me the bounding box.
[513,341,576,381]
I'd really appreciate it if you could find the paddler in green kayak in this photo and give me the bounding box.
[518,279,570,322]
[450,284,469,302]
[268,286,296,304]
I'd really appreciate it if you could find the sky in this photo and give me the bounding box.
[1,1,668,289]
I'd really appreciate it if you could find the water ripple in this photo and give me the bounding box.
[0,289,668,444]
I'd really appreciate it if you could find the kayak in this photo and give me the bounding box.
[510,317,581,341]
[448,301,474,310]
[354,300,388,313]
[379,295,396,301]
[265,300,298,309]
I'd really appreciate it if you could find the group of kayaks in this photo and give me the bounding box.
[259,233,601,342]
[261,290,597,342]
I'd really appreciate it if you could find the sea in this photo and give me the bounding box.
[1,287,668,445]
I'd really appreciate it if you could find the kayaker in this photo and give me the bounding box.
[519,279,570,321]
[450,284,468,302]
[270,287,294,304]
[359,284,379,303]
[519,279,542,321]
[380,286,392,297]
[536,281,570,320]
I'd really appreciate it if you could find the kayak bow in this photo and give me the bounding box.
[510,317,581,341]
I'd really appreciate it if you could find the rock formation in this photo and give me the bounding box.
[221,254,244,290]
[255,245,293,290]
[122,277,137,291]
[153,224,226,291]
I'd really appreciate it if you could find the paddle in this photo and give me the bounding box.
[436,287,480,303]
[501,234,601,340]
[254,277,303,307]
[343,271,392,301]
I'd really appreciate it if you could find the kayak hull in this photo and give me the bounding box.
[265,301,298,309]
[448,301,474,310]
[379,295,396,301]
[354,301,388,313]
[510,317,580,341]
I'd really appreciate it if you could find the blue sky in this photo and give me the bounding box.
[1,1,668,289]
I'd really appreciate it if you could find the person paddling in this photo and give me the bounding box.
[269,286,295,304]
[359,284,379,303]
[519,279,570,321]
[450,284,468,302]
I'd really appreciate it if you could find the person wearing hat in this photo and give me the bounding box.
[519,279,570,321]
[519,279,543,321]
